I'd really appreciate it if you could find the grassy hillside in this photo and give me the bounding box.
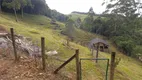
[69,13,99,21]
[69,13,87,21]
[0,12,142,80]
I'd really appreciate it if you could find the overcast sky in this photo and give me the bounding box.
[46,0,106,14]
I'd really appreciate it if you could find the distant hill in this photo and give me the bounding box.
[71,11,102,16]
[69,13,87,21]
[71,11,88,15]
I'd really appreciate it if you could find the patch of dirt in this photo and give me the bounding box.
[0,25,8,33]
[0,53,74,80]
[0,25,75,80]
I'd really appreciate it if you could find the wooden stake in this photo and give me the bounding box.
[75,49,80,80]
[41,37,46,70]
[10,28,18,61]
[110,52,116,80]
[96,43,99,63]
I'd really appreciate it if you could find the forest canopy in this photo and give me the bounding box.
[79,0,142,58]
[0,0,68,22]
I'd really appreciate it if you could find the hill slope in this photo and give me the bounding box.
[0,12,142,80]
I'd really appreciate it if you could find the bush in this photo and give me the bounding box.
[112,36,135,56]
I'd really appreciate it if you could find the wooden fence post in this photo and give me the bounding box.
[110,52,116,80]
[75,49,80,80]
[96,43,100,63]
[10,28,18,61]
[41,37,46,70]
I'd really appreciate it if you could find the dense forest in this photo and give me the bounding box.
[0,0,68,22]
[79,0,142,58]
[63,0,142,59]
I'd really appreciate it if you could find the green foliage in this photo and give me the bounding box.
[0,13,142,80]
[132,46,142,57]
[2,0,21,22]
[20,0,32,17]
[80,7,97,31]
[62,18,75,39]
[2,0,21,10]
[88,7,95,17]
[114,57,121,68]
[1,0,67,22]
[79,0,142,58]
[81,16,93,31]
[74,17,81,28]
[51,10,68,22]
[69,13,87,21]
[112,36,135,56]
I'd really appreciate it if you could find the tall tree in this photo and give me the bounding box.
[75,17,81,28]
[0,0,2,12]
[88,7,95,17]
[2,0,21,22]
[103,0,142,16]
[101,0,142,56]
[20,0,32,18]
[81,7,95,31]
[64,19,75,40]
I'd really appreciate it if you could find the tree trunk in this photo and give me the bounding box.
[13,8,18,22]
[21,6,24,18]
[0,6,1,13]
[0,2,1,12]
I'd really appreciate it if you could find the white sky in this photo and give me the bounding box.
[46,0,106,14]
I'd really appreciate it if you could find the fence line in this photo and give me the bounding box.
[7,28,116,80]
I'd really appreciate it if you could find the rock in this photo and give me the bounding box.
[14,76,19,79]
[0,38,8,49]
[39,73,43,75]
[0,34,42,58]
[0,38,7,43]
[45,50,58,56]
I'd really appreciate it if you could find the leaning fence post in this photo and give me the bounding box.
[41,37,46,70]
[10,28,18,61]
[75,49,80,80]
[54,53,76,74]
[110,52,116,80]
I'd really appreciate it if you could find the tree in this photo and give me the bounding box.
[63,19,75,40]
[101,0,142,57]
[2,0,21,22]
[88,7,95,17]
[1,0,67,22]
[0,0,2,12]
[51,9,68,22]
[81,7,95,31]
[20,0,32,18]
[75,17,81,28]
[103,0,141,16]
